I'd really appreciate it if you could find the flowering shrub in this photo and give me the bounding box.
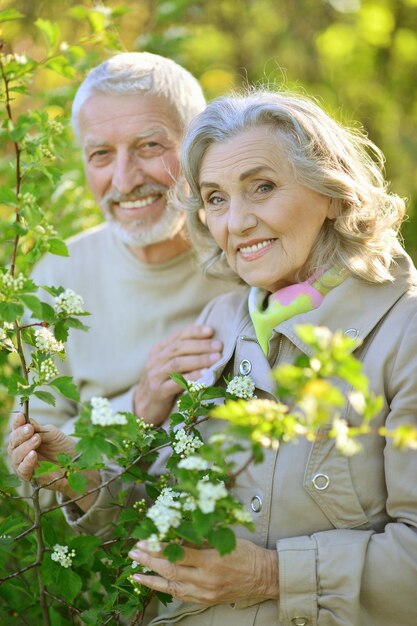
[1,7,417,626]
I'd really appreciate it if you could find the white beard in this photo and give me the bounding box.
[101,185,185,248]
[105,200,185,248]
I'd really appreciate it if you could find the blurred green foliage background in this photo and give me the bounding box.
[1,0,416,257]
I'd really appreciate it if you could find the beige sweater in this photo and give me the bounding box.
[24,224,236,428]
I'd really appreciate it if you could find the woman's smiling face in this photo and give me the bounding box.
[199,125,334,292]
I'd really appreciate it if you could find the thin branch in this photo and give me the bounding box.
[14,524,37,542]
[0,560,39,584]
[31,483,51,626]
[43,590,82,615]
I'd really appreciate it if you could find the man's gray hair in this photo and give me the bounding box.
[72,52,206,139]
[179,89,406,285]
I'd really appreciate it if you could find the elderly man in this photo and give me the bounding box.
[20,52,236,433]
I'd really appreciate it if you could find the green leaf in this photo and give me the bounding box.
[34,390,56,406]
[46,56,76,79]
[49,376,80,402]
[7,372,30,396]
[176,522,202,545]
[41,302,56,322]
[81,609,101,625]
[0,301,24,323]
[56,453,72,465]
[169,372,189,389]
[208,527,236,555]
[163,543,184,562]
[34,461,61,477]
[0,468,21,493]
[75,436,112,466]
[48,238,69,256]
[118,508,140,524]
[67,472,87,494]
[19,294,44,318]
[0,187,17,206]
[0,515,29,537]
[35,18,60,51]
[41,555,82,602]
[71,536,101,567]
[54,320,69,342]
[66,317,90,331]
[0,9,24,22]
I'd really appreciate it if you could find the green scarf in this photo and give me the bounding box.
[248,267,344,355]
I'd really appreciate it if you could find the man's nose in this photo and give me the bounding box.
[111,153,145,194]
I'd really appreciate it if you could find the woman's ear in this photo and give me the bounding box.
[327,197,338,220]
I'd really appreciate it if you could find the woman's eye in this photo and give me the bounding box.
[256,182,274,193]
[206,194,224,208]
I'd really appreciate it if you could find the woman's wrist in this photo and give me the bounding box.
[259,548,279,600]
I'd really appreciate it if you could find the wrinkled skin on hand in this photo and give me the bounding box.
[134,324,222,426]
[129,538,279,605]
[8,412,99,510]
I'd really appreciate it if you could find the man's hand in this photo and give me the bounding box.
[7,412,99,511]
[134,324,222,426]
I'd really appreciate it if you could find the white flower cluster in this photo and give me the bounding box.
[34,327,65,354]
[48,119,64,134]
[196,478,228,514]
[51,544,75,568]
[146,487,182,537]
[173,428,203,457]
[21,192,36,207]
[0,323,15,352]
[39,357,59,382]
[177,456,210,471]
[187,381,207,393]
[146,534,161,552]
[332,415,362,457]
[90,397,127,426]
[0,272,25,293]
[54,289,85,316]
[226,375,255,399]
[233,508,253,524]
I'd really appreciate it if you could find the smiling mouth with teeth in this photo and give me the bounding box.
[239,239,275,254]
[118,195,162,210]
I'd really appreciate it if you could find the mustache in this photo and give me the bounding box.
[102,184,169,205]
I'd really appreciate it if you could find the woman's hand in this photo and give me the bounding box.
[128,538,279,605]
[7,412,99,511]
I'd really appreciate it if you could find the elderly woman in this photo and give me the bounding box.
[128,90,417,625]
[9,90,417,626]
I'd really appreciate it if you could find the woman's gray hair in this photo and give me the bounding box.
[72,52,206,140]
[179,89,406,284]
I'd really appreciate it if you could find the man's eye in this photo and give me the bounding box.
[89,150,109,160]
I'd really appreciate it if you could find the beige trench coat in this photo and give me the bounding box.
[150,251,417,626]
[68,252,417,626]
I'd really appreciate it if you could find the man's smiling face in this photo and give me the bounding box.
[79,92,184,249]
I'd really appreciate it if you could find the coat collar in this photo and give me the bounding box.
[199,251,417,384]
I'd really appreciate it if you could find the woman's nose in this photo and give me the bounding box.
[227,197,258,234]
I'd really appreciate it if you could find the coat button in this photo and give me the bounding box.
[239,359,252,375]
[344,328,359,339]
[291,618,309,626]
[250,495,262,512]
[312,473,330,490]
